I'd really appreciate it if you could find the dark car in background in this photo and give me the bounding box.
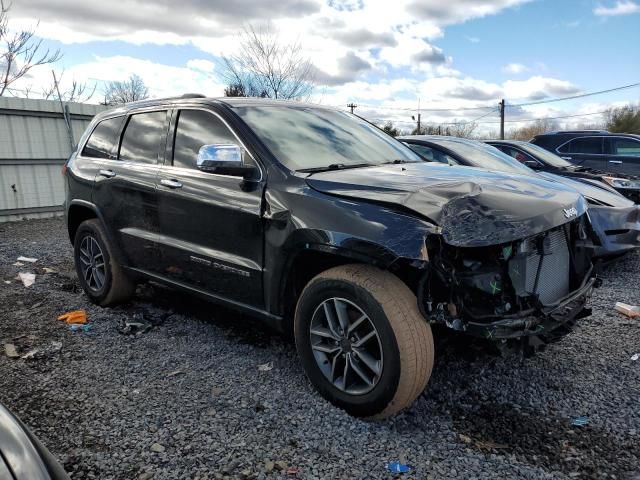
[489,138,640,203]
[399,136,640,258]
[0,402,69,480]
[530,131,640,200]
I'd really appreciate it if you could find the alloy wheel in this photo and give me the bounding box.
[309,297,383,395]
[79,235,106,291]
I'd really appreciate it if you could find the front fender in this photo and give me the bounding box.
[263,186,437,315]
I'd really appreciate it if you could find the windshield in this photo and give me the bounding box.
[432,139,535,176]
[518,142,574,168]
[232,105,422,171]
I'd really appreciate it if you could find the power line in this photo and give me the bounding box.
[475,110,608,125]
[506,81,640,108]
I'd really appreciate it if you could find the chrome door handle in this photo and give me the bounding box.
[560,156,572,160]
[160,178,183,189]
[99,169,116,178]
[608,160,623,164]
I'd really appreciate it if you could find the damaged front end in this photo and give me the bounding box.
[418,214,599,355]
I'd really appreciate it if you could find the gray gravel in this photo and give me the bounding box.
[0,217,639,480]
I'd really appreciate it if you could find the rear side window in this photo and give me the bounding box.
[119,111,167,164]
[406,143,458,166]
[612,138,640,156]
[558,137,603,154]
[172,110,239,169]
[499,146,538,165]
[81,116,125,159]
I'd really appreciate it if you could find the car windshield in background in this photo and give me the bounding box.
[433,140,534,176]
[233,106,422,171]
[518,142,574,168]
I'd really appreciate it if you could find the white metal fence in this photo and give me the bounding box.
[0,97,108,222]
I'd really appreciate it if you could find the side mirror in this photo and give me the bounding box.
[524,160,540,169]
[197,144,257,178]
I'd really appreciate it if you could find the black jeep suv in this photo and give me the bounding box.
[64,96,596,418]
[530,130,640,202]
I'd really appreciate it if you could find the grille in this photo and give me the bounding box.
[520,229,571,305]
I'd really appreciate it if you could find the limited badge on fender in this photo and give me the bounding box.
[563,206,578,219]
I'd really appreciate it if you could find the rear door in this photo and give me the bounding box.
[605,137,640,175]
[556,137,607,171]
[92,109,169,271]
[155,107,265,307]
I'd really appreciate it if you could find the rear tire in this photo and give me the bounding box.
[294,264,434,418]
[74,219,135,306]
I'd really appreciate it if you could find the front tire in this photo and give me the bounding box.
[294,264,434,418]
[73,219,135,306]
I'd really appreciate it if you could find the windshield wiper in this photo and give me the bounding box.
[381,159,419,165]
[297,163,372,173]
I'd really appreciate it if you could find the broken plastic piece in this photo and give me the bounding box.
[286,466,299,476]
[69,324,92,333]
[614,302,640,318]
[18,272,36,287]
[58,310,87,324]
[386,462,413,474]
[118,317,152,335]
[631,353,639,361]
[570,416,589,427]
[17,256,37,263]
[4,344,19,358]
[258,362,273,372]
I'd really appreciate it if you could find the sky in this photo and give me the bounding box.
[6,0,640,134]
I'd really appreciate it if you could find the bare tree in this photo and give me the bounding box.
[506,119,559,141]
[41,70,96,102]
[221,24,314,100]
[0,0,62,96]
[381,120,401,137]
[103,74,149,105]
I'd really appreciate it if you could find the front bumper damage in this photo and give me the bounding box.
[587,204,640,257]
[417,215,599,354]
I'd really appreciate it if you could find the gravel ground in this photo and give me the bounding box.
[0,217,639,480]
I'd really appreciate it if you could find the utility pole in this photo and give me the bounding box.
[412,113,422,134]
[347,103,357,114]
[499,98,505,140]
[52,70,76,150]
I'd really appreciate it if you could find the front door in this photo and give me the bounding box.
[156,108,265,308]
[557,137,608,171]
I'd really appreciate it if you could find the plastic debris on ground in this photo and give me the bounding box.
[58,310,88,324]
[69,324,92,333]
[631,353,639,361]
[286,466,299,476]
[3,344,19,358]
[614,302,640,318]
[386,462,413,474]
[17,256,37,263]
[42,267,57,274]
[118,316,153,335]
[570,416,589,427]
[12,262,24,267]
[17,272,36,287]
[258,361,274,372]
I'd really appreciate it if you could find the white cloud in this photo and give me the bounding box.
[186,59,217,73]
[594,0,640,16]
[502,63,529,74]
[57,56,226,99]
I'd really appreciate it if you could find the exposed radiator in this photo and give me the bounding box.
[511,228,571,305]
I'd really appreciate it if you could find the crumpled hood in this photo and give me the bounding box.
[306,163,588,247]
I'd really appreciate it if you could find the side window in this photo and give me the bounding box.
[406,143,436,161]
[118,111,167,164]
[81,116,125,159]
[560,137,603,154]
[172,110,240,169]
[502,147,538,165]
[612,138,640,156]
